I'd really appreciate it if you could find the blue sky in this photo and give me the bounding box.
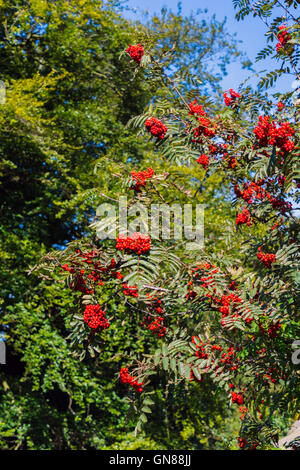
[123,0,294,95]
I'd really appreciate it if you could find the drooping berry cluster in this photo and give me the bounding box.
[239,405,248,420]
[188,264,254,328]
[218,294,254,327]
[276,25,292,52]
[130,167,154,192]
[257,247,276,268]
[140,297,166,337]
[145,117,167,140]
[223,89,240,107]
[126,44,144,63]
[61,251,123,295]
[216,293,243,317]
[120,367,143,392]
[83,304,110,331]
[116,232,151,255]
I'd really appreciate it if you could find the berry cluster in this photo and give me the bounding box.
[196,154,210,169]
[126,44,144,63]
[145,316,166,338]
[122,283,138,298]
[234,180,267,204]
[236,208,252,226]
[116,232,151,255]
[145,117,167,140]
[261,365,285,384]
[239,406,248,420]
[269,196,292,214]
[234,178,292,215]
[152,298,164,315]
[61,251,123,295]
[218,347,239,372]
[131,168,154,192]
[120,367,143,393]
[193,339,222,362]
[259,320,281,339]
[83,304,110,331]
[192,337,239,374]
[188,101,218,142]
[190,267,254,329]
[208,143,228,155]
[223,89,240,107]
[70,273,94,294]
[276,25,292,52]
[277,101,285,111]
[216,293,243,317]
[141,297,166,337]
[223,153,237,169]
[257,247,276,268]
[218,293,253,328]
[231,391,244,405]
[238,438,259,450]
[189,99,206,116]
[192,116,216,141]
[254,115,294,155]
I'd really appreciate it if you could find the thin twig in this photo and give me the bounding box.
[275,0,300,24]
